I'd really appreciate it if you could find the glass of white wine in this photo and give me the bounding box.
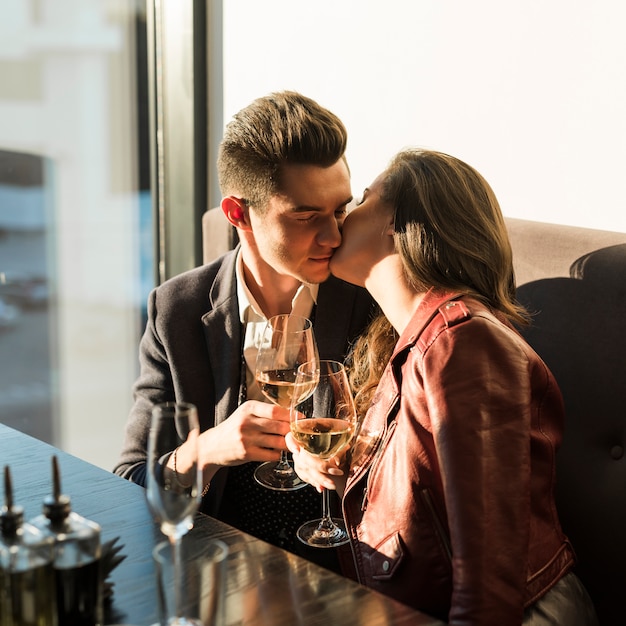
[146,401,202,626]
[253,314,319,491]
[290,360,356,548]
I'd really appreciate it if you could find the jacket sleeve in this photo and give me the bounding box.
[422,314,534,625]
[112,286,174,484]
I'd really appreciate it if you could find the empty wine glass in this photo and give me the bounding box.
[253,314,319,491]
[290,360,357,548]
[147,401,202,625]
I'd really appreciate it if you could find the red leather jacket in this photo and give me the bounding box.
[342,289,574,625]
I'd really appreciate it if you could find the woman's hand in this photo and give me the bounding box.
[285,432,348,496]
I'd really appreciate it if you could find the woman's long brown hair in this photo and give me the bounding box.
[348,149,528,419]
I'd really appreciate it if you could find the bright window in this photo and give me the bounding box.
[0,1,152,470]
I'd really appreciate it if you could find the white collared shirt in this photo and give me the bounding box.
[235,250,318,401]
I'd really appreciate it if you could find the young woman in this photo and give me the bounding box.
[287,149,598,625]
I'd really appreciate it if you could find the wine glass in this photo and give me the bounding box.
[253,314,319,490]
[290,360,357,548]
[147,401,202,626]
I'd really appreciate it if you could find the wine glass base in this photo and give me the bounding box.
[253,461,309,491]
[297,517,350,548]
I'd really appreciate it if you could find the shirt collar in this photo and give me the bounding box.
[235,249,318,324]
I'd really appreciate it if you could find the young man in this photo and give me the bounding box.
[114,91,375,569]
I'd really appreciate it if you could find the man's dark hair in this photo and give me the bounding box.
[217,91,348,209]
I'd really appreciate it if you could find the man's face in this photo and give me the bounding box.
[248,159,352,284]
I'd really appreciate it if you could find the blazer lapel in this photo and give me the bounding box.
[202,250,242,425]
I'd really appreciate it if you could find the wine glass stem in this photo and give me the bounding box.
[276,450,291,470]
[320,488,333,528]
[322,489,332,522]
[170,534,183,619]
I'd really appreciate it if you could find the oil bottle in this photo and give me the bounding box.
[29,456,103,626]
[0,465,57,626]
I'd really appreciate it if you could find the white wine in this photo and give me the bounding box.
[257,369,318,408]
[256,369,297,408]
[291,418,353,458]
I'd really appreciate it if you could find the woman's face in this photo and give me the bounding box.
[329,172,396,287]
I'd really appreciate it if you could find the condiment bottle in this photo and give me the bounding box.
[29,456,103,626]
[0,465,58,626]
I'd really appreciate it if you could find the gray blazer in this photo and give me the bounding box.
[114,247,376,517]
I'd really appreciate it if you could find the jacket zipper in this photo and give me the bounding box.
[360,486,368,512]
[361,419,397,512]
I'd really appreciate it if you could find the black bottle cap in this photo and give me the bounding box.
[42,456,71,523]
[0,465,24,537]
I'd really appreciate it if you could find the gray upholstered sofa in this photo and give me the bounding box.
[506,217,626,625]
[203,209,626,624]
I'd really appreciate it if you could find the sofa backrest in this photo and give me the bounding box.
[202,206,238,264]
[506,217,626,625]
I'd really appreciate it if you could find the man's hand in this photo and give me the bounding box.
[199,400,289,481]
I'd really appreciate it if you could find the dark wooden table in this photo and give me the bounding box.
[0,423,445,625]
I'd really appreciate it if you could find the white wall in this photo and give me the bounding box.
[222,0,626,233]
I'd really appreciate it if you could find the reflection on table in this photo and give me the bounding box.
[0,423,445,625]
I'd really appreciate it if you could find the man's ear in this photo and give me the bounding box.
[221,196,250,230]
